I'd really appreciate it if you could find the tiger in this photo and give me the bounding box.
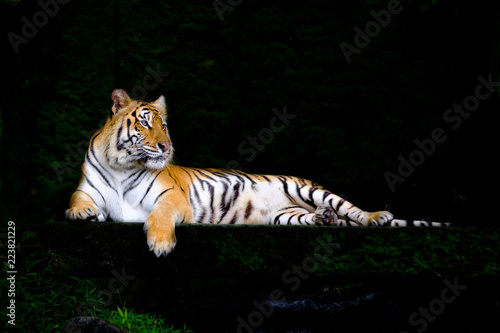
[66,89,451,257]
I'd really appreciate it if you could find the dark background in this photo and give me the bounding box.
[1,0,499,230]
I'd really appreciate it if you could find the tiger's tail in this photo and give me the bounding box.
[331,217,452,227]
[387,219,453,227]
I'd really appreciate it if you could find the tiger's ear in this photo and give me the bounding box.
[111,89,132,115]
[151,95,167,118]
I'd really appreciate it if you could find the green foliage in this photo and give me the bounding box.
[0,254,192,332]
[108,306,194,333]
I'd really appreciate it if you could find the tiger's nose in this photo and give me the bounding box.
[158,142,171,152]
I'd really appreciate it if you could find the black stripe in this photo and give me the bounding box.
[189,181,201,205]
[308,187,318,205]
[335,199,345,211]
[86,151,117,194]
[167,168,185,194]
[193,169,218,182]
[123,169,148,197]
[167,168,180,187]
[261,175,271,182]
[189,182,206,223]
[231,182,241,203]
[116,124,124,150]
[207,183,215,223]
[220,169,254,183]
[123,168,143,182]
[123,169,147,197]
[83,174,106,203]
[296,182,315,208]
[219,182,233,222]
[191,172,207,190]
[126,118,131,135]
[241,173,257,186]
[344,205,357,219]
[279,177,291,198]
[189,186,199,220]
[274,212,286,224]
[87,131,119,194]
[154,187,173,205]
[244,201,253,219]
[197,208,206,223]
[277,205,303,211]
[229,212,239,224]
[140,170,162,205]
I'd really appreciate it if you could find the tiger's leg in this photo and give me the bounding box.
[144,209,177,257]
[271,206,315,225]
[308,188,393,226]
[271,205,356,226]
[317,191,393,226]
[144,190,191,257]
[275,176,392,226]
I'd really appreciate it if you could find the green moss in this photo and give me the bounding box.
[213,231,266,272]
[313,229,500,279]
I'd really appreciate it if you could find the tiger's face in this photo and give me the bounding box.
[104,89,173,170]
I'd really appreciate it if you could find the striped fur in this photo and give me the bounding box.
[66,89,451,257]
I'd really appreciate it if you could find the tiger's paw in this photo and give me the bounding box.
[366,211,394,226]
[144,223,177,257]
[313,206,338,226]
[65,203,99,221]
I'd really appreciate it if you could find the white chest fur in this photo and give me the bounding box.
[80,164,161,222]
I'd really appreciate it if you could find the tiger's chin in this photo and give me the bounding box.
[142,155,172,170]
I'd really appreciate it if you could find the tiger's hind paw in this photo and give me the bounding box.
[313,206,338,226]
[366,211,394,226]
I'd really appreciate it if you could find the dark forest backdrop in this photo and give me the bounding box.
[1,0,499,230]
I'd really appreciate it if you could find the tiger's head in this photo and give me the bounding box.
[102,89,173,170]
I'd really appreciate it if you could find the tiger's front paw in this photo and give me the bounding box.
[144,221,177,257]
[65,203,99,221]
[366,211,394,226]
